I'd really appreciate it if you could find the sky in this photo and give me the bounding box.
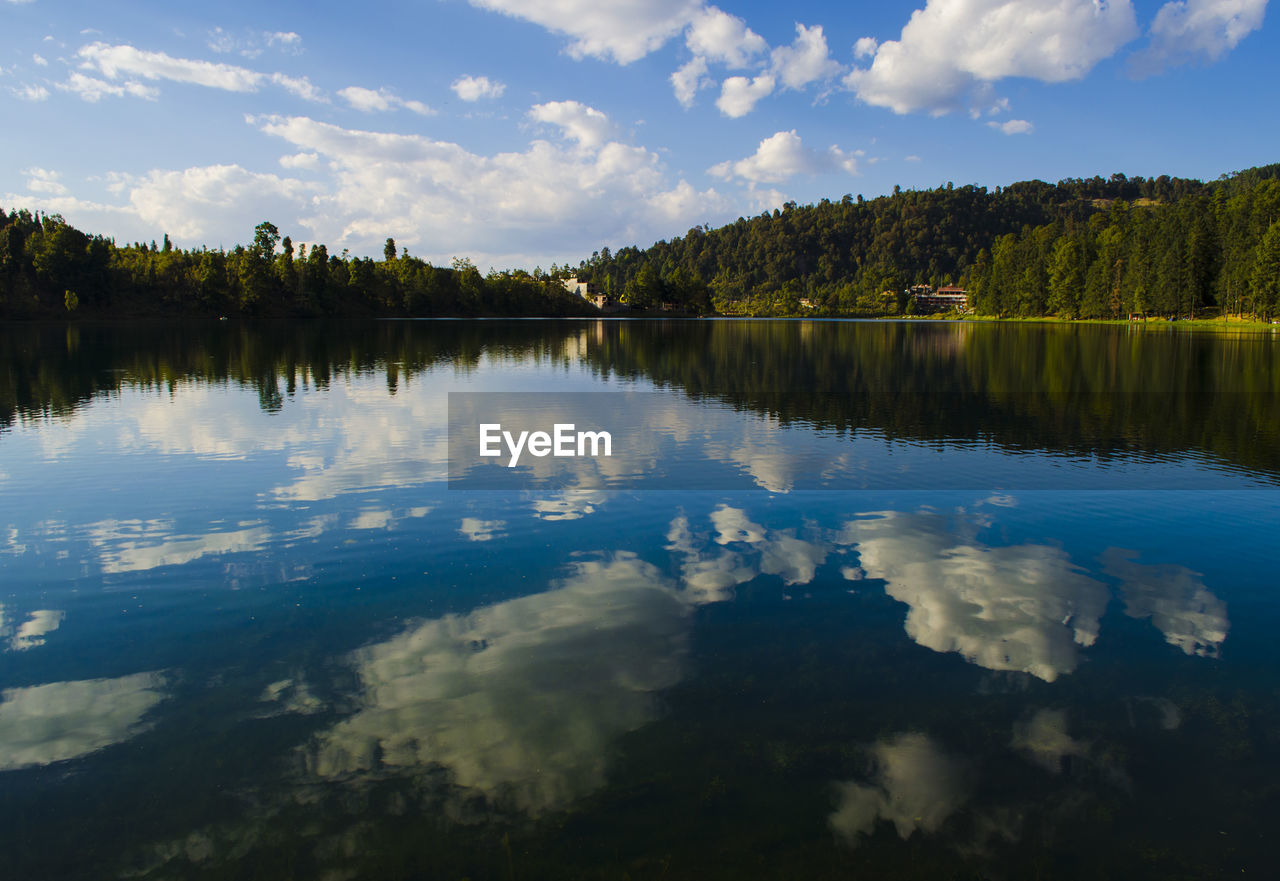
[1,0,1275,270]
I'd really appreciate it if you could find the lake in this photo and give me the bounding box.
[2,318,1279,880]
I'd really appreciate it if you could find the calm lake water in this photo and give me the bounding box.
[2,319,1279,880]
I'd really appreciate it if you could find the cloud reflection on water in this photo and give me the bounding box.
[0,671,167,771]
[841,509,1109,682]
[306,554,690,813]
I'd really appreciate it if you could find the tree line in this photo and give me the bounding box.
[0,217,593,319]
[575,165,1280,319]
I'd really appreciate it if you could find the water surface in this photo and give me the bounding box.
[2,319,1278,879]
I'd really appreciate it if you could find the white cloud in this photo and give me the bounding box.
[451,74,506,101]
[715,72,775,117]
[830,733,970,846]
[272,73,326,103]
[527,99,618,148]
[76,42,325,102]
[685,6,767,67]
[32,53,48,66]
[118,163,319,240]
[267,32,302,52]
[670,55,710,107]
[57,72,159,102]
[279,151,321,170]
[12,107,730,271]
[709,129,860,184]
[0,672,167,771]
[23,167,67,195]
[207,28,303,58]
[988,118,1034,135]
[845,0,1140,115]
[467,0,702,64]
[853,36,879,59]
[10,82,50,101]
[252,112,732,266]
[338,85,434,115]
[1131,0,1267,75]
[770,23,843,90]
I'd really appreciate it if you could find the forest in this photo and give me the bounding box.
[2,163,1279,320]
[579,164,1280,320]
[0,219,593,319]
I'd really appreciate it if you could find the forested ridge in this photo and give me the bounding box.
[578,164,1280,319]
[3,162,1279,320]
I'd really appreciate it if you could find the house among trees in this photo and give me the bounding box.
[561,276,599,299]
[562,276,618,311]
[911,285,968,312]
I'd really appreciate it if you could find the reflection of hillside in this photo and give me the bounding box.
[0,320,594,430]
[6,319,1279,478]
[581,321,1280,478]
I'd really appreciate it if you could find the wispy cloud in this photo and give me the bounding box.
[75,42,325,102]
[338,85,433,115]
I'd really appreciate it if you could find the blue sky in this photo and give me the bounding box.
[2,0,1275,269]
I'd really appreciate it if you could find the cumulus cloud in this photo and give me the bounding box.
[845,0,1140,115]
[1102,548,1228,657]
[830,733,971,846]
[842,509,1108,682]
[76,42,325,102]
[709,129,860,184]
[670,55,711,107]
[853,36,879,59]
[527,99,618,148]
[715,72,775,117]
[685,6,767,67]
[252,113,726,267]
[1130,0,1268,75]
[305,554,690,813]
[451,74,506,101]
[770,23,843,90]
[338,85,433,115]
[988,118,1034,135]
[24,167,68,194]
[0,672,167,771]
[111,163,319,240]
[278,151,320,170]
[466,0,702,64]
